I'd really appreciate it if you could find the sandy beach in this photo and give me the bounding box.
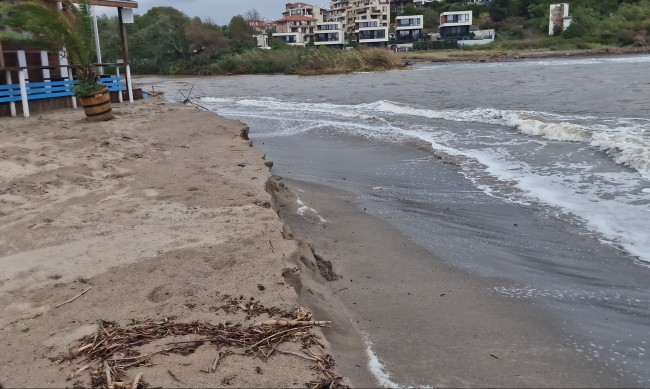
[0,99,349,388]
[1,88,644,388]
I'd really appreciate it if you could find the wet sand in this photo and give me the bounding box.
[275,177,632,387]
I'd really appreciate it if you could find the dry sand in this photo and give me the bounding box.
[0,99,349,388]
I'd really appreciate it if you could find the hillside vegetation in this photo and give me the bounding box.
[94,1,650,75]
[411,0,650,50]
[96,8,401,75]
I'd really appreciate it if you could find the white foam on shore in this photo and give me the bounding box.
[296,196,327,225]
[362,333,432,389]
[363,333,401,388]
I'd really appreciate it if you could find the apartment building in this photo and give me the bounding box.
[282,2,326,23]
[390,0,414,14]
[272,32,307,46]
[346,0,390,34]
[314,21,346,47]
[355,19,389,46]
[394,14,423,41]
[439,10,472,39]
[326,0,350,26]
[275,15,318,42]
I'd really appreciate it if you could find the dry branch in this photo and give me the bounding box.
[254,319,331,327]
[55,286,92,308]
[53,306,346,389]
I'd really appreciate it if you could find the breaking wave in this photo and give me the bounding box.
[365,101,650,179]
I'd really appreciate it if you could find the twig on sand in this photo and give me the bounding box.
[211,350,231,372]
[68,364,90,380]
[253,319,331,328]
[248,327,301,350]
[55,286,92,308]
[167,369,184,384]
[131,372,143,389]
[104,361,113,388]
[275,348,320,362]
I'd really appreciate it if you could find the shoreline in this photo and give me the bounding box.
[273,177,633,387]
[398,46,650,64]
[0,99,349,388]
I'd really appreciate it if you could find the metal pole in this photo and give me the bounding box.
[92,6,104,75]
[117,7,133,103]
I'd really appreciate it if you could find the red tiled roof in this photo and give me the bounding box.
[277,15,317,22]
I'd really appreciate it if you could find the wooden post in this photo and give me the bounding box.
[68,70,77,109]
[58,50,76,108]
[17,50,29,118]
[5,71,17,117]
[41,51,51,82]
[0,40,5,70]
[59,50,69,78]
[117,7,133,103]
[92,6,104,75]
[115,66,123,103]
[18,70,29,118]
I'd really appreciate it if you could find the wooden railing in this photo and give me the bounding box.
[2,49,134,118]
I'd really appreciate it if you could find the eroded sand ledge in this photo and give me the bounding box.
[0,99,352,388]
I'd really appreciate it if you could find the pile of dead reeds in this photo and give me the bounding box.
[54,311,345,389]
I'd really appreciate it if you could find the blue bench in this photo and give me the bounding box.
[0,83,22,103]
[100,76,126,93]
[0,77,124,103]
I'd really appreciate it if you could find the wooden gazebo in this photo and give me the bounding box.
[0,0,138,117]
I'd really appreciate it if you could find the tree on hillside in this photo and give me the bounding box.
[243,9,261,21]
[185,17,229,55]
[226,15,256,51]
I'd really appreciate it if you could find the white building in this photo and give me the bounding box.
[314,21,345,47]
[346,0,390,35]
[275,15,318,43]
[356,19,389,45]
[439,11,472,39]
[282,2,325,22]
[394,14,423,41]
[326,0,350,27]
[272,32,306,46]
[549,3,572,35]
[254,34,271,49]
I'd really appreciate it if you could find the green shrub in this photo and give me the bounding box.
[198,47,402,76]
[413,40,459,50]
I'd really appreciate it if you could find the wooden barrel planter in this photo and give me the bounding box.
[79,87,113,122]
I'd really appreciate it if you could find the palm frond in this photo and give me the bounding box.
[0,30,58,51]
[0,0,97,68]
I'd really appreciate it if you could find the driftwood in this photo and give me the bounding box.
[253,319,331,327]
[55,286,92,308]
[54,316,346,389]
[130,373,142,389]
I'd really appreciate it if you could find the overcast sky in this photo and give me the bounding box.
[107,0,332,25]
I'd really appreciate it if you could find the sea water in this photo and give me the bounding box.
[143,55,650,385]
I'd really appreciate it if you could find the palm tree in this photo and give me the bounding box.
[0,0,103,96]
